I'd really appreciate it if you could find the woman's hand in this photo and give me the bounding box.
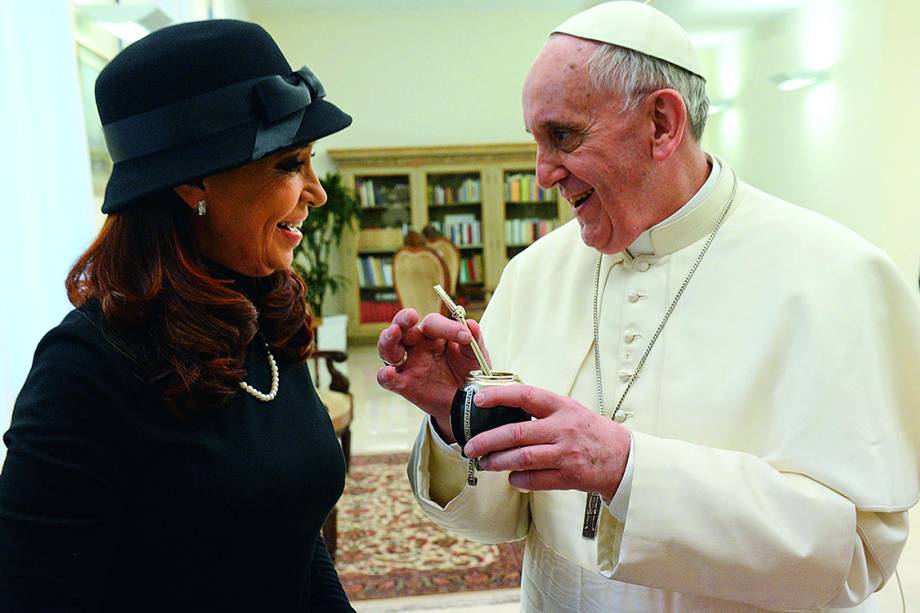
[377,308,490,442]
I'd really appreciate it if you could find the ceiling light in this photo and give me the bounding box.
[708,99,733,115]
[778,77,817,91]
[76,5,173,43]
[770,72,824,92]
[97,21,151,43]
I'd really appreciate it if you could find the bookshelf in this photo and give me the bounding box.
[427,172,484,289]
[353,173,411,327]
[329,144,574,341]
[503,169,562,259]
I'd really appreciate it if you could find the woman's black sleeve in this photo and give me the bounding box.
[0,316,123,612]
[307,532,355,612]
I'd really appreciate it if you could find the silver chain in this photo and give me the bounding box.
[593,175,737,422]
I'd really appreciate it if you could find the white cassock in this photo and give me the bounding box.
[406,156,920,612]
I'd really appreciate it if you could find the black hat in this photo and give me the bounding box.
[95,19,352,214]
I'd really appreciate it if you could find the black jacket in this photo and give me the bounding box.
[0,300,353,612]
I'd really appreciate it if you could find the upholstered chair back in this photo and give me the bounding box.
[393,246,449,317]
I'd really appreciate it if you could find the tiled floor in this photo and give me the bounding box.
[344,343,919,611]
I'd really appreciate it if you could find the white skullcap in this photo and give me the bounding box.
[552,1,704,79]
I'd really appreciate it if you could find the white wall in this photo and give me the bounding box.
[252,7,582,174]
[879,0,920,286]
[256,1,919,314]
[701,0,919,284]
[152,0,249,22]
[0,1,254,463]
[0,1,98,464]
[1,0,911,462]
[253,7,584,314]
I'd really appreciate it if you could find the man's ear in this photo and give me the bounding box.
[645,89,687,162]
[173,183,207,212]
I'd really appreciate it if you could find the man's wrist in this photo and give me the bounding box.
[601,428,632,502]
[431,415,456,445]
[606,432,635,521]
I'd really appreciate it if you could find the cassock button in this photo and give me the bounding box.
[623,331,638,343]
[636,260,651,272]
[614,411,628,423]
[618,370,633,382]
[627,291,641,303]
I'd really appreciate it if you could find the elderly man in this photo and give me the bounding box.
[377,2,920,610]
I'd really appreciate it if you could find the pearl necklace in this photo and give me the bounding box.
[239,334,279,402]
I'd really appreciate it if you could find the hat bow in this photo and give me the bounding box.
[251,66,326,159]
[252,66,325,124]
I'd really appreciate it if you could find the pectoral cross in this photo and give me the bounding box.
[583,492,602,539]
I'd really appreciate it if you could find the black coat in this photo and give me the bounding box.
[0,300,353,612]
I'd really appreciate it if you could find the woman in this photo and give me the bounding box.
[0,20,355,612]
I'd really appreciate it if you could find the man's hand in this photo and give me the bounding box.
[463,384,630,501]
[376,308,490,443]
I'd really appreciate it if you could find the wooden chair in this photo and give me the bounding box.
[425,236,461,297]
[312,350,352,563]
[393,246,450,316]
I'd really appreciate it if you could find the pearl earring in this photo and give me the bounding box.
[196,199,207,216]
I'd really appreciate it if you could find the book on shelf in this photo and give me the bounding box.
[360,300,401,324]
[356,255,394,288]
[504,218,557,246]
[427,177,481,205]
[382,259,393,287]
[441,213,481,246]
[356,178,377,207]
[505,173,555,203]
[355,178,410,207]
[457,254,484,284]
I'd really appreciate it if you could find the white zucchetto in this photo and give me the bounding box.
[552,1,705,79]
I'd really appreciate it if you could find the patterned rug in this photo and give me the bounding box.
[336,453,524,601]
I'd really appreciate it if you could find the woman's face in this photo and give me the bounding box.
[179,143,326,277]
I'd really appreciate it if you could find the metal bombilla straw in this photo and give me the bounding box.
[433,285,492,376]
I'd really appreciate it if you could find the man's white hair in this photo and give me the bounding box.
[586,42,709,142]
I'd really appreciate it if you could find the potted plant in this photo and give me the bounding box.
[292,172,362,319]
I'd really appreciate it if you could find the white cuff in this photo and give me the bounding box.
[606,432,635,522]
[427,415,463,455]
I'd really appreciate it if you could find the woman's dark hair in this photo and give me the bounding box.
[66,191,313,415]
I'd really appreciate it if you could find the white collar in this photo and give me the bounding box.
[626,155,721,257]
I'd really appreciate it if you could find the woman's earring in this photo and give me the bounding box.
[196,199,207,216]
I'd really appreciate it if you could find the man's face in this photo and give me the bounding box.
[523,36,653,254]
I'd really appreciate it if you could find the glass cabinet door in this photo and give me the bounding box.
[354,174,410,325]
[426,171,485,304]
[503,170,559,260]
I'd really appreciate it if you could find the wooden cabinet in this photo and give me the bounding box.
[329,143,573,342]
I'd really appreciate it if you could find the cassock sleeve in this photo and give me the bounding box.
[406,263,531,544]
[0,316,123,612]
[306,533,355,612]
[597,434,909,609]
[406,418,531,544]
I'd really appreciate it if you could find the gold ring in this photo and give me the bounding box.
[383,351,409,368]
